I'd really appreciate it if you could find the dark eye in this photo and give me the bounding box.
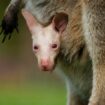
[34,45,39,51]
[51,44,58,49]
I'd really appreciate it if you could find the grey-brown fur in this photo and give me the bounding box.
[81,0,105,105]
[23,0,77,25]
[56,2,92,105]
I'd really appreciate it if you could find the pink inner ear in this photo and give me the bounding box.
[53,13,68,33]
[56,19,68,32]
[21,9,37,31]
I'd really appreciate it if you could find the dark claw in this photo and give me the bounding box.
[0,15,19,43]
[0,29,3,35]
[15,26,19,33]
[2,35,7,43]
[8,34,12,40]
[0,4,19,43]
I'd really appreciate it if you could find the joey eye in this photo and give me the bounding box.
[34,45,39,51]
[51,44,58,49]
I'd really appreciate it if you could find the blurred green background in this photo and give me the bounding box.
[0,0,66,105]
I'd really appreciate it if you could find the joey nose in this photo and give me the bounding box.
[41,59,49,69]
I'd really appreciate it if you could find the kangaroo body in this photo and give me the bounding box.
[21,2,92,105]
[56,3,92,104]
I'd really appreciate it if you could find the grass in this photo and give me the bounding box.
[0,83,66,105]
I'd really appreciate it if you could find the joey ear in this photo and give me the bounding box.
[52,13,68,33]
[21,9,39,33]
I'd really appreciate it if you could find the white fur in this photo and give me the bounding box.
[31,24,60,70]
